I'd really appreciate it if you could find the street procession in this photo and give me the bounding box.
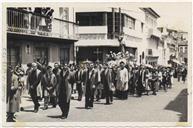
[4,5,189,123]
[6,50,187,122]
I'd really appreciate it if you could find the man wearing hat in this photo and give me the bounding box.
[42,66,57,109]
[27,62,42,113]
[6,66,22,122]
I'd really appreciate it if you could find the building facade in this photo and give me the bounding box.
[158,27,188,66]
[140,8,164,66]
[7,7,78,69]
[178,31,188,65]
[75,7,145,64]
[158,27,179,65]
[75,7,164,66]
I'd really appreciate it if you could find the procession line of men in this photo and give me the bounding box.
[6,61,187,122]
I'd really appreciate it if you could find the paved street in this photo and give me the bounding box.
[16,79,188,122]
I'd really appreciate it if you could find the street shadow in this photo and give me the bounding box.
[40,107,46,110]
[21,109,34,112]
[75,107,86,109]
[47,115,61,118]
[94,102,105,105]
[164,89,188,122]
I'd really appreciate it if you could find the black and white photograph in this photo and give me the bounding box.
[1,1,192,127]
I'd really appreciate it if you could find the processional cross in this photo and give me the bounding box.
[94,48,102,61]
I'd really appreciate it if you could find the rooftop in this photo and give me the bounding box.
[140,7,160,18]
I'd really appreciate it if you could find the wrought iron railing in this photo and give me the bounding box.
[7,8,78,40]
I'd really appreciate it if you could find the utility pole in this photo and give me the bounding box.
[119,7,122,35]
[112,8,115,39]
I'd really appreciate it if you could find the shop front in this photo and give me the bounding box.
[76,46,119,63]
[146,56,159,66]
[7,33,75,69]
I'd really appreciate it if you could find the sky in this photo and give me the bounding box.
[149,2,192,32]
[74,2,191,33]
[2,2,192,32]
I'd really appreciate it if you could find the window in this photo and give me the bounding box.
[7,47,20,67]
[128,16,135,30]
[145,15,148,23]
[148,49,153,55]
[60,48,69,65]
[76,12,104,26]
[59,8,69,36]
[124,16,128,27]
[185,46,188,53]
[141,23,144,32]
[145,15,156,27]
[179,47,182,52]
[59,7,68,20]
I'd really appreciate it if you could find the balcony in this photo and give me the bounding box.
[78,26,108,40]
[79,34,107,40]
[7,8,78,40]
[123,27,143,39]
[148,28,161,39]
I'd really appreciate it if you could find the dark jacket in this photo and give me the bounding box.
[75,69,83,83]
[28,69,42,89]
[53,68,61,95]
[84,69,97,90]
[58,69,72,103]
[101,68,115,91]
[136,69,147,91]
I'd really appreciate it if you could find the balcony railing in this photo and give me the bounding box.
[148,28,161,38]
[79,34,107,40]
[7,8,78,40]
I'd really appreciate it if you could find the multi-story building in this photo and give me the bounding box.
[178,31,188,65]
[140,8,163,66]
[158,27,186,66]
[75,7,145,63]
[6,7,78,69]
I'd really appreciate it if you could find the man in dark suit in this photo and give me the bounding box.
[28,63,42,113]
[75,65,83,101]
[150,69,158,95]
[181,67,187,83]
[83,63,97,109]
[101,63,114,104]
[136,65,146,97]
[52,63,61,103]
[69,64,76,94]
[162,68,168,92]
[58,64,72,119]
[130,66,138,95]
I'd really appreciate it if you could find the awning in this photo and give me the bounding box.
[146,56,159,59]
[75,40,119,47]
